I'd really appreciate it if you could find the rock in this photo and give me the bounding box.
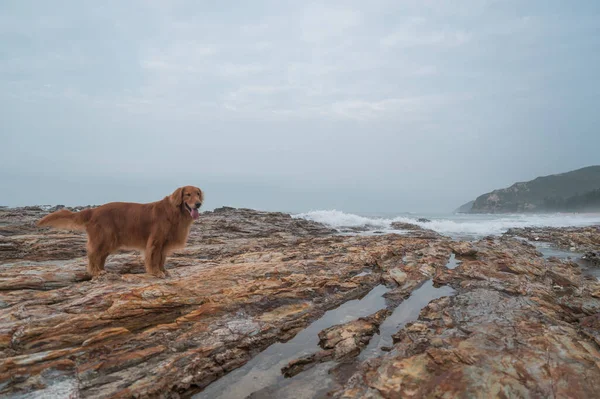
[417,218,431,223]
[504,226,600,252]
[280,351,334,379]
[2,206,600,398]
[0,206,440,398]
[281,309,389,378]
[582,251,600,267]
[332,236,600,398]
[318,309,388,356]
[390,222,420,230]
[388,268,408,285]
[389,222,442,239]
[449,241,477,257]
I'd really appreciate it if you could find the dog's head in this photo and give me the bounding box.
[169,186,204,220]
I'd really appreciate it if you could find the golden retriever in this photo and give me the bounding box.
[37,186,204,278]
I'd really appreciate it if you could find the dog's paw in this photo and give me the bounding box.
[151,271,167,279]
[90,270,107,279]
[91,271,122,282]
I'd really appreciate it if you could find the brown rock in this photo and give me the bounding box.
[582,250,600,266]
[332,237,600,398]
[282,309,389,378]
[2,206,600,398]
[0,206,437,398]
[390,222,442,239]
[505,225,600,252]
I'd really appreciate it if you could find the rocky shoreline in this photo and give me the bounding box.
[1,206,599,398]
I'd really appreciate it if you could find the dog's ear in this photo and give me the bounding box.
[169,187,184,207]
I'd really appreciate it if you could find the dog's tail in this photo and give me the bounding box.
[37,209,92,231]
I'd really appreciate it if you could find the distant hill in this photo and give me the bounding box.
[455,200,474,213]
[461,166,600,213]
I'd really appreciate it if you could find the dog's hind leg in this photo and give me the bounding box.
[87,252,108,277]
[145,238,167,278]
[87,248,108,277]
[85,228,113,277]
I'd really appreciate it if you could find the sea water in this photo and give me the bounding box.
[293,210,600,240]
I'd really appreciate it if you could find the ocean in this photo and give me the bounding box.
[293,210,600,240]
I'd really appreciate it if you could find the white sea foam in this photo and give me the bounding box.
[293,210,392,229]
[293,210,600,239]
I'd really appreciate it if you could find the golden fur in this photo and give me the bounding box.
[37,186,204,278]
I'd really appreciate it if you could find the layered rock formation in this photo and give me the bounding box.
[505,225,600,252]
[333,236,600,398]
[281,309,388,378]
[1,206,599,398]
[0,206,447,398]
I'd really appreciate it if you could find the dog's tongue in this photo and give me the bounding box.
[191,208,200,220]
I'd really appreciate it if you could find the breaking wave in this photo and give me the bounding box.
[293,209,600,239]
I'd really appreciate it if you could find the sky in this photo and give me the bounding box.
[1,0,599,213]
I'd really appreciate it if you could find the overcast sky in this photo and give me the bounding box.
[1,0,599,213]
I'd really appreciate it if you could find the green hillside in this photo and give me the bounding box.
[466,166,600,213]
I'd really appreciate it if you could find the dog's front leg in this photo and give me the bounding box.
[145,238,167,278]
[87,251,108,277]
[158,253,170,277]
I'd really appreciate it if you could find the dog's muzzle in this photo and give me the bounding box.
[185,203,200,220]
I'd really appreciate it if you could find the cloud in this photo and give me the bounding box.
[141,42,216,72]
[300,4,362,42]
[0,1,475,121]
[381,30,471,48]
[218,63,268,78]
[2,0,600,212]
[329,94,452,120]
[414,65,438,76]
[381,18,471,48]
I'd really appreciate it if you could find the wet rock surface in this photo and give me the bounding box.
[582,251,600,266]
[388,221,441,239]
[1,205,600,398]
[505,225,600,252]
[281,309,388,378]
[333,236,600,398]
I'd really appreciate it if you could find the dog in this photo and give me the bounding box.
[37,186,203,278]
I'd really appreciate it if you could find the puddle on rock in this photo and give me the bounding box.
[247,361,337,399]
[534,242,600,280]
[201,280,456,399]
[325,280,456,392]
[536,243,583,260]
[444,253,461,270]
[359,280,455,361]
[195,285,390,399]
